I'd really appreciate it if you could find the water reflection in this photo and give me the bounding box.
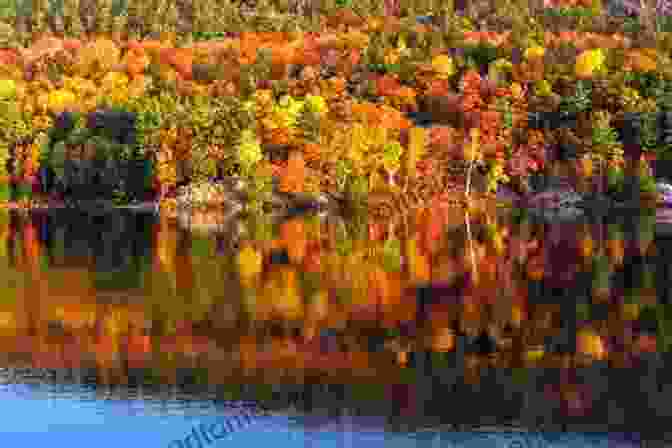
[0,205,668,438]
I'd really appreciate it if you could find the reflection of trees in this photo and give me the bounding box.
[226,208,666,372]
[0,205,667,431]
[38,210,153,268]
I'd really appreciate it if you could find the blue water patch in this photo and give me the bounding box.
[415,15,434,24]
[0,384,641,448]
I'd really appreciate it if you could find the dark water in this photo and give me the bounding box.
[0,205,667,446]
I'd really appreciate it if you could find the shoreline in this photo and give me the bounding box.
[0,199,160,213]
[0,178,662,225]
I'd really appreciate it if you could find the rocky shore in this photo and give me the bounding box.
[5,176,664,224]
[170,177,341,214]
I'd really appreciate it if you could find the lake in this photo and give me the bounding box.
[0,204,667,446]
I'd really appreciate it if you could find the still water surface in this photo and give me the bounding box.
[0,205,667,446]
